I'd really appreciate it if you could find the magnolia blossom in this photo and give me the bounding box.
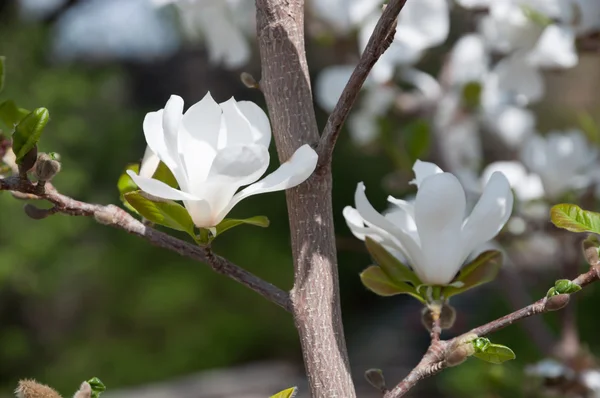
[344,160,513,285]
[481,161,544,202]
[128,94,318,228]
[521,130,598,199]
[139,146,160,178]
[153,0,252,68]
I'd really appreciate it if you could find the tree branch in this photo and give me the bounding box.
[317,0,408,167]
[383,266,600,398]
[255,0,356,396]
[0,176,292,312]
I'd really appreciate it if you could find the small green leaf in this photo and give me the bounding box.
[364,237,421,286]
[12,108,49,162]
[124,191,195,235]
[87,377,106,398]
[0,56,5,93]
[152,161,178,188]
[554,279,582,294]
[550,204,600,234]
[404,119,430,163]
[270,387,298,398]
[118,164,140,213]
[443,250,502,298]
[0,100,30,129]
[360,265,425,303]
[462,81,482,110]
[214,216,270,237]
[472,337,516,364]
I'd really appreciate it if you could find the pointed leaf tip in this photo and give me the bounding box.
[214,216,270,238]
[270,386,298,398]
[550,204,600,234]
[12,107,49,162]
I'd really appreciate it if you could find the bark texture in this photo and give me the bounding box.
[255,1,356,397]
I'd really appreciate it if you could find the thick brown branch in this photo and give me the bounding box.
[384,267,600,398]
[0,176,292,312]
[256,0,356,396]
[317,0,408,167]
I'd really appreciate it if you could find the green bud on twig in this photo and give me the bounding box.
[544,293,570,311]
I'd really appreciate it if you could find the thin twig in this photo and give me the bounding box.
[317,0,408,167]
[0,176,292,312]
[383,266,600,398]
[430,314,441,342]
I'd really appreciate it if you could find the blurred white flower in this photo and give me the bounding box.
[482,161,544,202]
[154,0,252,68]
[344,160,513,285]
[521,130,598,199]
[314,65,356,113]
[359,0,450,83]
[128,94,318,227]
[309,0,381,33]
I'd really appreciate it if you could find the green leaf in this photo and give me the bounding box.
[152,161,178,188]
[360,265,425,303]
[118,164,140,213]
[0,56,5,93]
[461,81,482,110]
[214,216,270,237]
[12,107,49,162]
[551,203,600,234]
[554,279,582,295]
[270,387,298,398]
[404,119,430,163]
[443,250,502,298]
[124,191,195,235]
[87,377,106,398]
[0,100,30,130]
[472,338,516,364]
[364,237,421,286]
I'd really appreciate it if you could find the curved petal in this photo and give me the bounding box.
[461,171,513,256]
[343,206,399,249]
[219,97,257,147]
[354,182,424,271]
[181,92,222,150]
[163,95,184,139]
[127,170,198,201]
[235,101,271,147]
[410,160,443,187]
[414,173,466,285]
[216,144,318,220]
[528,25,577,69]
[139,146,161,178]
[144,109,178,172]
[207,144,269,185]
[183,199,214,228]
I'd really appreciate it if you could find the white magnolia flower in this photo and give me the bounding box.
[482,161,544,202]
[359,0,449,83]
[128,94,318,227]
[344,160,513,285]
[154,0,252,68]
[309,0,381,33]
[521,130,598,199]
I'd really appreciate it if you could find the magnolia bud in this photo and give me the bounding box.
[24,204,54,220]
[35,153,61,182]
[544,294,570,312]
[364,369,386,392]
[14,379,62,398]
[446,333,477,367]
[240,72,259,89]
[73,382,92,398]
[582,235,600,266]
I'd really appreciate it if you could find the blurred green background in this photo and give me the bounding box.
[1,1,600,397]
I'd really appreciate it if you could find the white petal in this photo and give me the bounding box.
[235,101,272,147]
[482,161,544,202]
[348,111,378,146]
[163,95,184,139]
[397,0,449,49]
[139,146,160,178]
[217,144,318,220]
[208,144,269,186]
[461,172,514,256]
[414,173,466,285]
[343,206,399,247]
[528,25,578,69]
[448,34,489,85]
[181,92,222,150]
[490,106,536,147]
[494,53,545,104]
[410,160,443,187]
[354,182,424,272]
[144,109,178,171]
[315,65,355,112]
[183,199,214,228]
[400,67,441,101]
[127,170,198,201]
[219,97,257,147]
